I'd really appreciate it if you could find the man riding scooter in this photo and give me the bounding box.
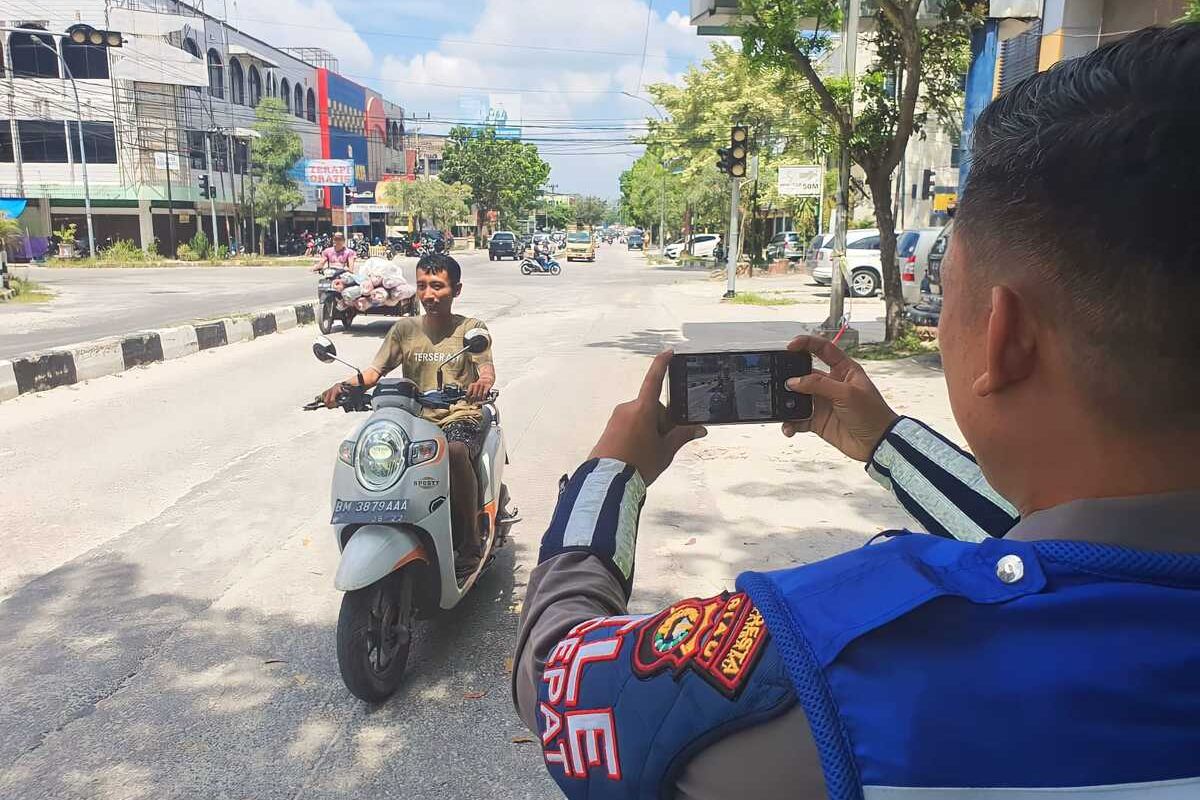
[322,253,496,579]
[310,231,357,273]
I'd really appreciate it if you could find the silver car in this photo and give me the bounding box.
[896,227,945,306]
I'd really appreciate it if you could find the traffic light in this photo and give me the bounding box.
[66,24,123,48]
[716,146,733,174]
[921,169,936,200]
[729,126,748,178]
[198,174,215,199]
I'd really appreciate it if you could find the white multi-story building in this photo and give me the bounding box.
[0,1,406,257]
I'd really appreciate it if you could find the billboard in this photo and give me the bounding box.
[778,165,822,197]
[303,159,356,186]
[458,93,522,140]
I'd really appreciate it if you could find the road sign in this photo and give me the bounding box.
[933,192,957,212]
[778,165,822,197]
[303,159,356,187]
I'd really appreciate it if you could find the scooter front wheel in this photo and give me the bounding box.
[336,568,415,703]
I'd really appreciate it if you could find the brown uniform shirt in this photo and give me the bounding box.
[370,315,492,426]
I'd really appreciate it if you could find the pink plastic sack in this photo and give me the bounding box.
[354,296,371,312]
[371,288,388,304]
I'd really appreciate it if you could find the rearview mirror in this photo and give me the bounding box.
[312,336,337,363]
[464,328,491,354]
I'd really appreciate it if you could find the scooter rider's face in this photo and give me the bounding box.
[416,269,460,317]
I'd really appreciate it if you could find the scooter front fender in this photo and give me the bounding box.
[335,525,428,592]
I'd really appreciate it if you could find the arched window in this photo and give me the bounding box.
[280,78,291,112]
[10,30,59,78]
[306,88,316,122]
[62,38,109,80]
[247,64,261,107]
[294,84,304,118]
[229,59,245,105]
[207,49,223,99]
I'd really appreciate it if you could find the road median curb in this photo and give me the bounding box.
[0,301,317,403]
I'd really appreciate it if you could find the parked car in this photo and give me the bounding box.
[488,231,520,261]
[564,231,597,262]
[664,233,721,260]
[895,227,945,305]
[811,228,885,297]
[627,232,645,250]
[907,221,951,326]
[805,233,834,275]
[766,231,805,263]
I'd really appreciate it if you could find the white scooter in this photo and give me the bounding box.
[304,331,519,702]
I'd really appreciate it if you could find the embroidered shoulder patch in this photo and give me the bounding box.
[631,591,769,699]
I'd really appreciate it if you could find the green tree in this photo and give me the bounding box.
[250,97,304,253]
[540,201,573,231]
[573,195,610,229]
[378,179,473,232]
[738,0,979,339]
[619,153,684,240]
[439,127,551,241]
[1181,0,1200,22]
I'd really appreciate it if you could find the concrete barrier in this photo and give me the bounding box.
[154,325,200,360]
[72,339,126,382]
[0,360,17,402]
[1,301,317,403]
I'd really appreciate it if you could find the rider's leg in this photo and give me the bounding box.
[447,441,481,566]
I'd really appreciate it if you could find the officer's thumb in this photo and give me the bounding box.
[666,425,707,456]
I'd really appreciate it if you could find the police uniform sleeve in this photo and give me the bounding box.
[867,416,1020,540]
[513,459,808,800]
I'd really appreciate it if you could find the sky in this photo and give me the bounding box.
[225,0,729,199]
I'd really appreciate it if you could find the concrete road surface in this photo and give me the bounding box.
[0,245,957,799]
[0,264,321,359]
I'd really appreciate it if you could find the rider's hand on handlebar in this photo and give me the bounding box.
[322,382,345,409]
[781,335,899,462]
[465,376,495,404]
[589,351,707,486]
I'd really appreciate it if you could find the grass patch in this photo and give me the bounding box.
[851,325,939,360]
[725,291,800,307]
[7,276,54,303]
[645,253,672,266]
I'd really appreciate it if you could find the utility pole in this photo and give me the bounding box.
[164,133,176,257]
[205,131,219,246]
[659,164,666,253]
[826,0,861,332]
[724,179,740,298]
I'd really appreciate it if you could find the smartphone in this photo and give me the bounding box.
[668,350,813,426]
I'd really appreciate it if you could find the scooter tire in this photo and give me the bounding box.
[550,264,561,276]
[520,263,533,276]
[318,295,337,335]
[336,568,416,703]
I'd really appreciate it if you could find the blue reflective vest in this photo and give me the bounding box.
[738,533,1200,799]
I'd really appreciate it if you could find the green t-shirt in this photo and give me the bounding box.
[370,315,493,425]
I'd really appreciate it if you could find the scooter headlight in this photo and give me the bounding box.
[354,421,408,491]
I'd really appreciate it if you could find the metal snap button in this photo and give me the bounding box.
[996,554,1025,584]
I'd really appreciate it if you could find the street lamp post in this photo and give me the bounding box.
[621,91,669,252]
[31,37,96,257]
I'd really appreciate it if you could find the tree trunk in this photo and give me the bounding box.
[867,168,905,342]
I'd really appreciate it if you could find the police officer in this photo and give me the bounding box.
[513,24,1200,800]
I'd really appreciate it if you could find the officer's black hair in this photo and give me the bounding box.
[957,22,1200,423]
[416,253,461,286]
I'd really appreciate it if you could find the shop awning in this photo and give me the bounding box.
[0,199,28,219]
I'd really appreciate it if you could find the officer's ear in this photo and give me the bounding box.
[453,282,462,298]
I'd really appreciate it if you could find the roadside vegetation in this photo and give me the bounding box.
[851,323,939,360]
[725,291,800,307]
[8,276,53,303]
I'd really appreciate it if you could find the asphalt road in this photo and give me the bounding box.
[0,264,320,359]
[0,247,947,799]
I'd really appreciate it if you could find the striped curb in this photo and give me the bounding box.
[0,301,317,403]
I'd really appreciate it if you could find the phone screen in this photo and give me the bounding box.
[668,350,812,425]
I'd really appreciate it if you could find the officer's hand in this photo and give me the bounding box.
[322,383,345,409]
[782,335,899,462]
[589,351,706,486]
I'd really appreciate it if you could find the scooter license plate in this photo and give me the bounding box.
[331,498,410,525]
